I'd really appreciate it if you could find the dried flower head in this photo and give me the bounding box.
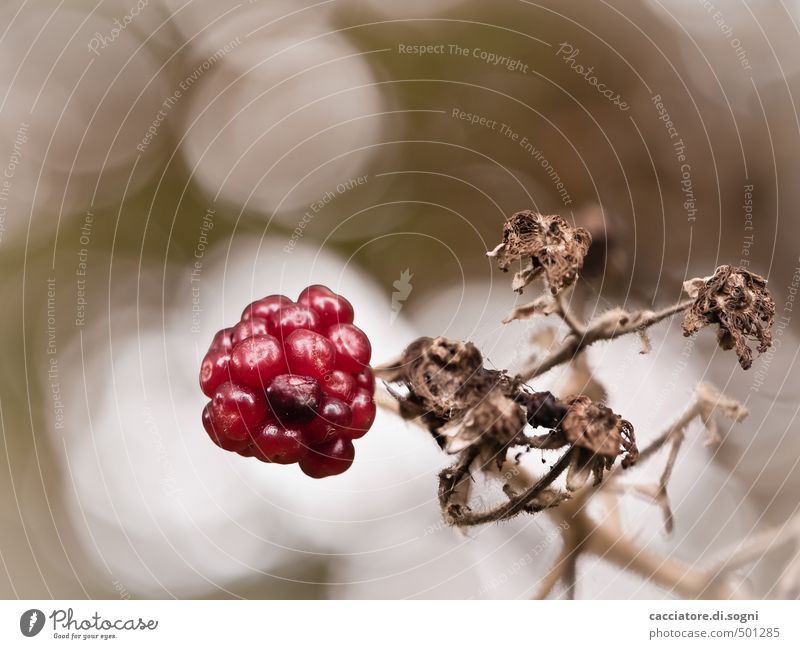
[560,396,638,465]
[520,393,638,489]
[380,336,524,455]
[440,386,527,457]
[559,396,638,490]
[487,210,592,294]
[682,265,775,370]
[384,336,485,420]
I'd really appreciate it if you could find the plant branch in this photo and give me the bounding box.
[520,298,693,380]
[375,373,747,599]
[556,289,586,336]
[711,512,800,577]
[534,547,574,600]
[440,447,574,527]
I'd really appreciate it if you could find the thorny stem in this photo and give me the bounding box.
[520,298,693,380]
[501,464,732,599]
[372,279,770,598]
[534,547,574,600]
[376,385,753,599]
[376,387,731,598]
[525,388,753,599]
[440,447,574,527]
[711,511,800,579]
[600,396,702,534]
[556,289,586,337]
[378,388,573,526]
[438,446,480,523]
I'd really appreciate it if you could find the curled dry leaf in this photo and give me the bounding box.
[488,210,592,294]
[682,265,775,370]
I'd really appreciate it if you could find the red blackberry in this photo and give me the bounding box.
[327,323,371,373]
[229,334,286,390]
[231,317,270,345]
[285,329,335,380]
[208,381,268,442]
[297,284,354,328]
[241,294,294,321]
[200,349,231,398]
[305,396,352,445]
[267,374,322,424]
[322,370,356,401]
[270,304,323,338]
[199,285,375,478]
[299,436,355,479]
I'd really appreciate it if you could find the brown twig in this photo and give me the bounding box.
[520,299,693,380]
[711,512,800,578]
[556,289,587,337]
[440,447,574,527]
[376,385,743,599]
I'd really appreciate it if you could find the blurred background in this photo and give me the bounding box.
[0,0,798,599]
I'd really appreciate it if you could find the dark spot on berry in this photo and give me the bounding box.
[267,374,322,425]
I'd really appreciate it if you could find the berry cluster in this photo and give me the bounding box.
[199,285,376,478]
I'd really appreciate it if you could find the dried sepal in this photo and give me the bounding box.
[518,390,568,430]
[682,265,775,370]
[566,450,614,491]
[489,211,592,294]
